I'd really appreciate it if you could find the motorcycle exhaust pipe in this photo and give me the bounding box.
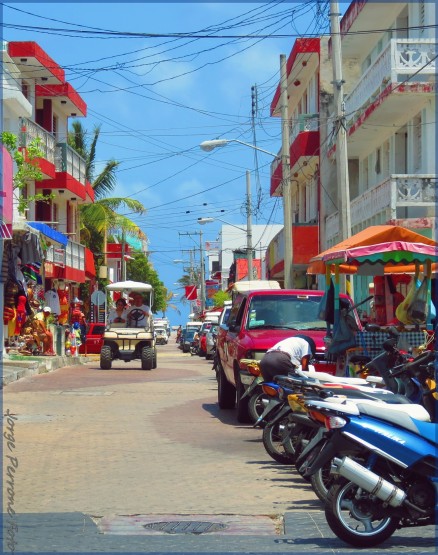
[332,457,407,508]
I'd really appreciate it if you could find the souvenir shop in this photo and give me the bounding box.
[2,224,86,357]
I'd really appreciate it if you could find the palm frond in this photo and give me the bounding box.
[92,160,119,199]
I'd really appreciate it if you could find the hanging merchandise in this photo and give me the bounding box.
[317,278,335,324]
[407,276,429,324]
[396,278,420,325]
[327,307,357,356]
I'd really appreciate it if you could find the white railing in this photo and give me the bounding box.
[55,143,87,185]
[270,150,282,177]
[345,39,437,123]
[65,240,85,271]
[324,174,437,243]
[46,245,66,266]
[19,118,56,164]
[289,113,319,147]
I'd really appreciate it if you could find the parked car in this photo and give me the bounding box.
[205,324,218,360]
[216,282,361,422]
[182,329,197,353]
[78,323,105,354]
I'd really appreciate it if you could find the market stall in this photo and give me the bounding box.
[308,225,438,373]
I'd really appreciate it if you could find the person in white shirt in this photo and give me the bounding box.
[108,298,128,324]
[126,292,151,328]
[260,335,316,382]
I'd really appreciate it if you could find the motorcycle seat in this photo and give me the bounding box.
[354,399,431,433]
[304,370,369,386]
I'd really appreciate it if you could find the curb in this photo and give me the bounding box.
[1,355,90,388]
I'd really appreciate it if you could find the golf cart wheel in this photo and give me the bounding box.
[100,345,112,370]
[141,346,154,370]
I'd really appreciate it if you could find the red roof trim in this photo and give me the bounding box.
[8,41,65,83]
[271,38,320,116]
[36,83,87,117]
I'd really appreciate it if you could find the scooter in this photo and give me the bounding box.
[301,349,437,547]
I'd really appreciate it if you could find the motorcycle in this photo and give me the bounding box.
[301,349,437,547]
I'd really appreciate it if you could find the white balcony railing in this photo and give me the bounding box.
[19,118,56,164]
[65,240,85,271]
[55,143,87,185]
[45,245,66,266]
[345,39,437,123]
[325,174,437,244]
[270,149,282,177]
[289,113,319,147]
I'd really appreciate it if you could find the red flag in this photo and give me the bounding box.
[185,285,198,300]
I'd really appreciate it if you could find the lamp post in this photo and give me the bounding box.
[200,137,293,287]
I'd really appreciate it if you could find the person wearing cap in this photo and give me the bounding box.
[126,292,151,328]
[260,335,316,382]
[33,307,55,355]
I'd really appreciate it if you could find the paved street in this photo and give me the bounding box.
[2,341,436,554]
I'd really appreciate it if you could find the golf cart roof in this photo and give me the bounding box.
[106,280,153,293]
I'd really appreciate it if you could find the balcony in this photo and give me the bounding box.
[38,142,88,200]
[270,149,282,196]
[324,174,437,245]
[288,113,319,177]
[55,143,87,185]
[19,118,57,178]
[336,39,437,156]
[45,239,86,282]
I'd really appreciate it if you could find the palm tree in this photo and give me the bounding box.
[68,121,146,258]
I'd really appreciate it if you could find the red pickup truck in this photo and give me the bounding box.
[216,283,360,422]
[78,323,105,354]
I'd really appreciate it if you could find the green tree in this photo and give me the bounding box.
[212,290,231,307]
[1,132,53,214]
[126,252,166,314]
[68,121,147,278]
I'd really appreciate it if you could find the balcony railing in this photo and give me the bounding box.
[345,39,437,124]
[325,174,437,244]
[65,240,85,271]
[45,245,66,266]
[289,113,319,147]
[19,118,56,164]
[270,148,282,177]
[55,143,87,185]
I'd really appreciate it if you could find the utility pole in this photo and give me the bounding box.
[121,229,127,281]
[246,170,254,281]
[280,53,293,289]
[330,0,351,242]
[179,231,206,313]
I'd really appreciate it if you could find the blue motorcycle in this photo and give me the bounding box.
[303,350,437,547]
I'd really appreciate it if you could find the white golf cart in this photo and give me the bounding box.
[100,280,157,370]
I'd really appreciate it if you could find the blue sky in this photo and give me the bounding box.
[2,2,348,325]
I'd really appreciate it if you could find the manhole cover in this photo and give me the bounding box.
[143,521,227,534]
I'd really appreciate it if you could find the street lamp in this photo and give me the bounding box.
[200,137,293,288]
[200,139,277,158]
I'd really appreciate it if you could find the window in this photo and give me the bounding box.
[21,81,29,99]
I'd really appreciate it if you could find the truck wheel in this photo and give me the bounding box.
[236,376,251,423]
[141,346,154,370]
[100,345,112,370]
[218,363,236,409]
